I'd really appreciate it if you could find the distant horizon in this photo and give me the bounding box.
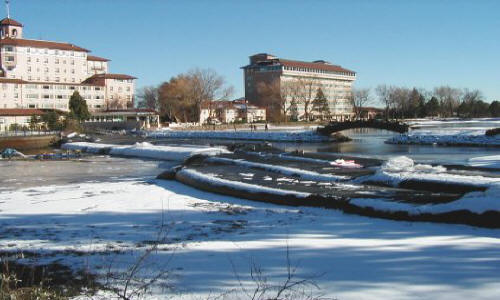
[7,0,500,102]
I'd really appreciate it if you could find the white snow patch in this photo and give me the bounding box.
[206,157,349,182]
[62,142,230,161]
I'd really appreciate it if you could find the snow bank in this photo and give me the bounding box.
[177,168,311,198]
[469,155,500,169]
[351,183,500,214]
[357,156,500,187]
[387,132,500,146]
[205,157,348,181]
[145,129,330,142]
[62,142,229,161]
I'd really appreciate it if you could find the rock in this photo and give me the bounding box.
[156,166,182,180]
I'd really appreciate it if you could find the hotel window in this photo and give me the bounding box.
[27,57,31,63]
[55,77,60,82]
[55,58,59,64]
[28,66,31,72]
[27,48,31,53]
[71,60,74,65]
[5,56,14,62]
[56,95,63,99]
[43,95,50,99]
[44,67,49,73]
[71,69,75,74]
[55,68,59,73]
[44,58,48,63]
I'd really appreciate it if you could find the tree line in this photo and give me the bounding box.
[369,85,499,119]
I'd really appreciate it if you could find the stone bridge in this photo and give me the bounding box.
[317,120,409,135]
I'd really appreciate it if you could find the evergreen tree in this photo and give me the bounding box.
[489,101,500,117]
[69,91,90,121]
[41,111,60,130]
[425,97,440,117]
[312,88,330,120]
[288,99,299,121]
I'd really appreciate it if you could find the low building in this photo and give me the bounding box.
[85,109,160,131]
[199,100,266,124]
[0,108,46,131]
[359,107,384,120]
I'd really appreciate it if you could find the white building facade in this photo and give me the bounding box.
[243,53,356,120]
[0,17,135,111]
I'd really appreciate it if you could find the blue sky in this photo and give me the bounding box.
[11,0,500,101]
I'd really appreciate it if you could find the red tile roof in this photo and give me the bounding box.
[0,108,45,116]
[0,18,23,27]
[0,78,27,84]
[87,55,110,62]
[278,59,355,74]
[86,73,137,80]
[0,38,89,52]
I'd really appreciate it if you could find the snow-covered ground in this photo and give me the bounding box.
[1,176,499,299]
[62,142,229,161]
[145,129,330,142]
[354,156,500,214]
[387,118,500,146]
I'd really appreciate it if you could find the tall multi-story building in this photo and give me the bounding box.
[242,53,356,120]
[0,16,136,111]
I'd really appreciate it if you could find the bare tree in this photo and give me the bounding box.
[375,84,394,120]
[106,94,129,110]
[434,86,462,117]
[257,79,300,123]
[295,79,318,121]
[136,86,159,111]
[350,88,371,119]
[188,68,234,123]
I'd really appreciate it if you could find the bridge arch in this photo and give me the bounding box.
[317,120,409,135]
